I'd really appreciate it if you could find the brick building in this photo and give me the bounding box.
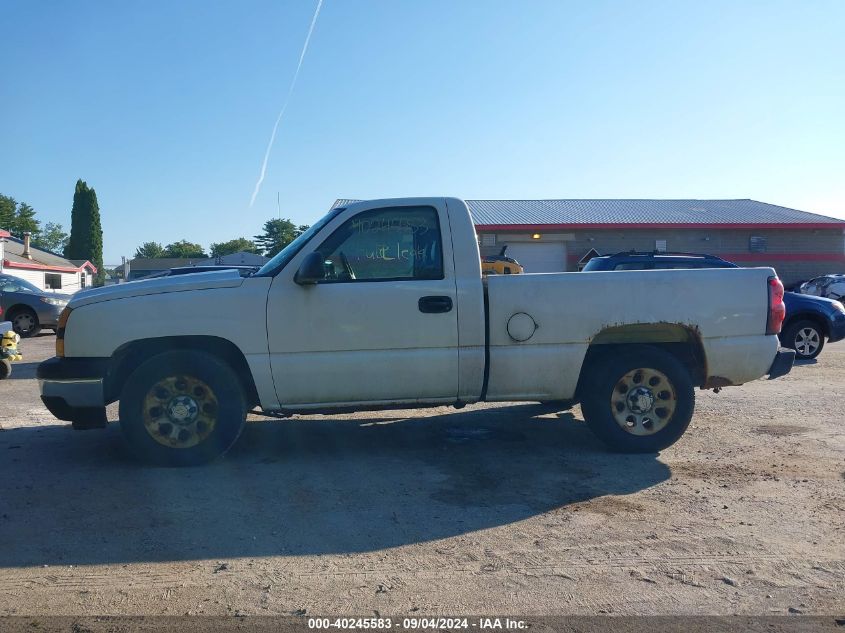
[468,199,845,286]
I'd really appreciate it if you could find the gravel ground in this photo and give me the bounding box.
[0,334,843,616]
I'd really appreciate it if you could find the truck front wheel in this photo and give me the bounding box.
[580,346,694,453]
[118,350,247,466]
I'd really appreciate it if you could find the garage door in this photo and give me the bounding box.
[504,242,568,273]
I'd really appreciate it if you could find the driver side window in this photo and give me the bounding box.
[314,206,443,282]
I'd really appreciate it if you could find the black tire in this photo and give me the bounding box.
[580,346,695,453]
[70,407,109,430]
[0,359,10,379]
[782,319,825,360]
[118,350,247,466]
[9,307,41,338]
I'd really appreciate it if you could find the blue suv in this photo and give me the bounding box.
[582,251,845,360]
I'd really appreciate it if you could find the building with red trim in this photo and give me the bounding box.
[0,230,97,292]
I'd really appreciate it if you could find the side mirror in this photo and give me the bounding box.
[294,252,326,285]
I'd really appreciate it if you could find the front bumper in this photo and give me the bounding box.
[35,303,64,329]
[37,356,110,420]
[827,312,845,343]
[767,349,795,380]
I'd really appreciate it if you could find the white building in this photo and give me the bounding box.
[0,231,96,292]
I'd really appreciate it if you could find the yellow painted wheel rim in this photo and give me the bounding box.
[143,375,218,448]
[610,367,676,436]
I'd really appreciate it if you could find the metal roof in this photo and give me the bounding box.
[129,257,213,270]
[2,236,85,271]
[332,199,845,228]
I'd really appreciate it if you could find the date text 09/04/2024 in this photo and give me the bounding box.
[307,617,527,630]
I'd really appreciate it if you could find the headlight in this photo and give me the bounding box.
[833,301,845,314]
[40,297,68,307]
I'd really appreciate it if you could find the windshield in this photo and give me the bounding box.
[0,276,42,293]
[581,259,606,271]
[254,208,344,277]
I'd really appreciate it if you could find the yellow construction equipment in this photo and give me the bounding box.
[481,245,524,275]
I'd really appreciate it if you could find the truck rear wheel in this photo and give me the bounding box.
[118,350,247,466]
[580,346,694,453]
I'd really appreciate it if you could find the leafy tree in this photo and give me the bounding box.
[254,218,309,258]
[163,240,206,259]
[9,202,41,239]
[33,222,69,253]
[209,237,260,258]
[65,179,105,285]
[134,241,166,258]
[0,195,17,231]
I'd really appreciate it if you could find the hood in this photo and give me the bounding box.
[40,293,73,304]
[69,270,245,309]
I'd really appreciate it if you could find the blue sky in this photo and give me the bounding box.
[2,0,844,263]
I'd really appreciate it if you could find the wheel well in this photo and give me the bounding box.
[5,303,36,318]
[105,336,259,407]
[576,323,708,397]
[782,313,829,338]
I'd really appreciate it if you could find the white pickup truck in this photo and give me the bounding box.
[38,197,794,465]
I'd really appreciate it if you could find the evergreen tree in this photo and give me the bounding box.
[65,180,88,259]
[65,179,105,286]
[12,202,41,239]
[88,188,105,286]
[0,195,16,231]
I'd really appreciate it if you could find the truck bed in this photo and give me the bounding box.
[484,267,780,401]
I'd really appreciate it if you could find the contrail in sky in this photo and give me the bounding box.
[250,0,324,207]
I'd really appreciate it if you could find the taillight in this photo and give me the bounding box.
[766,276,785,335]
[56,307,72,357]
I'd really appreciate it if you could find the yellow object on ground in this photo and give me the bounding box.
[1,330,23,361]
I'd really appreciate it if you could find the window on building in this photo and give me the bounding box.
[45,273,62,289]
[655,240,667,253]
[80,273,87,288]
[749,236,767,252]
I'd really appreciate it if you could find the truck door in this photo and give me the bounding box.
[266,200,460,406]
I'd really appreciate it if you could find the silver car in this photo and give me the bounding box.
[798,274,845,302]
[0,274,70,337]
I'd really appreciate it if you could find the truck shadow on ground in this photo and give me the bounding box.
[0,404,670,567]
[4,360,39,380]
